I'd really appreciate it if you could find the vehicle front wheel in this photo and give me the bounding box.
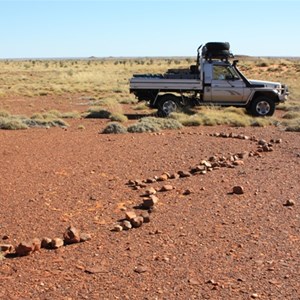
[249,96,275,117]
[157,95,180,117]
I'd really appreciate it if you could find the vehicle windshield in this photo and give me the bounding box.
[213,65,240,80]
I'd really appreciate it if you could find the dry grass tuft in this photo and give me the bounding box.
[102,122,127,134]
[109,113,128,123]
[127,116,182,133]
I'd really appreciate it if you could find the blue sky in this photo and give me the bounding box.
[0,0,299,59]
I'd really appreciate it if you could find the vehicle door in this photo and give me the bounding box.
[207,65,246,102]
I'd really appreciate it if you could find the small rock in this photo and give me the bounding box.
[134,265,148,273]
[51,238,64,249]
[251,293,259,299]
[112,224,123,232]
[182,189,192,195]
[85,266,108,274]
[143,187,157,196]
[15,241,34,256]
[162,172,171,178]
[237,152,249,159]
[283,199,295,207]
[262,145,272,152]
[208,156,218,162]
[125,211,137,221]
[145,178,156,183]
[121,220,132,230]
[160,185,174,192]
[258,139,267,146]
[80,233,92,242]
[135,180,147,188]
[188,278,200,285]
[140,211,150,223]
[132,186,141,190]
[131,216,143,228]
[170,173,180,180]
[127,179,135,186]
[200,160,212,168]
[233,160,244,166]
[143,195,159,208]
[178,171,191,178]
[41,237,52,249]
[157,174,168,181]
[232,186,244,195]
[32,238,41,252]
[190,165,206,174]
[63,226,81,244]
[2,235,9,240]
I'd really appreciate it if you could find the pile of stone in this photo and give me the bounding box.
[0,226,91,258]
[112,209,152,232]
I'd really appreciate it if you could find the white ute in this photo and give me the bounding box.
[129,42,289,117]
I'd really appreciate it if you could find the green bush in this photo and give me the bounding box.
[102,122,127,134]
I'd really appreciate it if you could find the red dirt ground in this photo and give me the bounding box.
[0,95,300,300]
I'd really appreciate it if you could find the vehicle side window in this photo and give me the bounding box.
[213,65,239,80]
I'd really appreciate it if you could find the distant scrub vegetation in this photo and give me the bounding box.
[0,57,299,131]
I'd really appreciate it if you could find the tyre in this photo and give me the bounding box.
[249,96,275,117]
[205,42,230,51]
[157,94,180,117]
[203,49,231,60]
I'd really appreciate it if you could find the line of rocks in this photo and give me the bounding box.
[0,226,91,258]
[112,133,282,232]
[127,135,280,189]
[112,192,161,232]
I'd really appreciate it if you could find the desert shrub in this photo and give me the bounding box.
[171,107,276,127]
[285,119,300,132]
[133,102,148,110]
[256,61,268,67]
[61,111,81,119]
[127,117,182,133]
[109,113,128,123]
[102,122,127,134]
[0,110,10,117]
[24,118,68,128]
[31,113,44,120]
[119,98,137,105]
[0,117,28,130]
[223,106,246,115]
[85,108,111,119]
[277,102,300,112]
[127,121,160,133]
[282,111,300,119]
[157,118,183,130]
[180,117,203,127]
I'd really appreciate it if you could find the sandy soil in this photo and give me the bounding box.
[0,96,299,300]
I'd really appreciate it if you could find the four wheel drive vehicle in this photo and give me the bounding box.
[129,42,289,117]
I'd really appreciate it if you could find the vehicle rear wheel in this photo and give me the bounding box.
[249,96,275,116]
[157,95,180,117]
